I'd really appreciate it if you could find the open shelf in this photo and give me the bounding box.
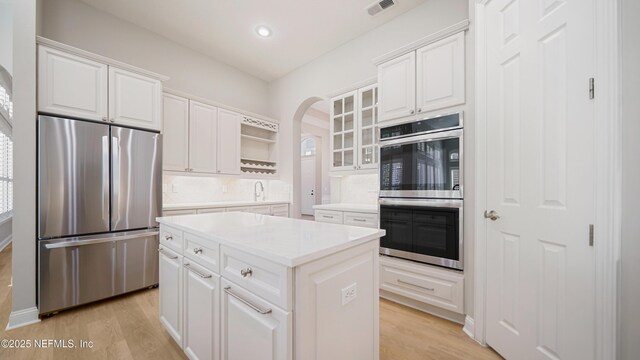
[241,134,276,144]
[240,116,279,177]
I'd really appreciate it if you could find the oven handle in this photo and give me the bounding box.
[379,128,463,148]
[379,198,463,209]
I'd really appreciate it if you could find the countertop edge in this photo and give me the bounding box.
[163,200,291,211]
[157,218,384,267]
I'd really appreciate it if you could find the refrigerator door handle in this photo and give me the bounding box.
[102,136,110,227]
[44,231,159,249]
[112,136,120,226]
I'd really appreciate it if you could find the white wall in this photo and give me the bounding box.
[0,1,13,75]
[40,0,271,115]
[10,0,38,327]
[620,0,640,358]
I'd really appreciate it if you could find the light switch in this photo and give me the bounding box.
[172,184,179,193]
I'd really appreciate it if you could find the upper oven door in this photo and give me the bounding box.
[379,129,463,199]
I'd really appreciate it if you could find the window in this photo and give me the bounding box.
[301,137,316,156]
[0,133,12,217]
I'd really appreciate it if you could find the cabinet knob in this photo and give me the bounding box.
[193,247,203,254]
[102,117,108,122]
[240,268,253,278]
[417,108,422,113]
[410,110,415,115]
[109,118,115,123]
[164,235,172,241]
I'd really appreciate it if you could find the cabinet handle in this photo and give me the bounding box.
[240,267,253,278]
[184,263,212,278]
[322,215,334,219]
[353,218,367,222]
[397,279,434,291]
[193,247,203,254]
[158,248,178,260]
[164,235,173,241]
[224,286,272,314]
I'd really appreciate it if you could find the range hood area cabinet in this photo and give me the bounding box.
[377,31,465,123]
[37,43,163,131]
[162,93,241,175]
[330,83,379,173]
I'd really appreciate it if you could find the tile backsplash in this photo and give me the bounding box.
[339,174,379,205]
[163,175,291,205]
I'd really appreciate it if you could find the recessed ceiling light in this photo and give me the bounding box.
[255,25,272,38]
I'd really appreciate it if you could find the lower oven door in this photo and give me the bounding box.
[379,198,463,270]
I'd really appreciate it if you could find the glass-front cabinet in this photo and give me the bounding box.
[330,84,378,172]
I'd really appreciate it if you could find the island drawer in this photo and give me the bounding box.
[343,211,378,228]
[184,232,220,273]
[379,256,464,314]
[220,246,292,311]
[314,210,343,224]
[160,226,183,254]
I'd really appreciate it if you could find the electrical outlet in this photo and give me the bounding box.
[341,283,357,306]
[222,185,228,193]
[172,184,179,193]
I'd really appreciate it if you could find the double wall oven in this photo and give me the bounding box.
[378,112,464,270]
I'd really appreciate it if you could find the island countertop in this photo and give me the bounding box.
[156,212,385,267]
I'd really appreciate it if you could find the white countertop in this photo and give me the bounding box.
[163,200,290,211]
[157,212,385,267]
[313,203,379,214]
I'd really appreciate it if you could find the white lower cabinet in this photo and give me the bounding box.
[159,246,183,346]
[221,279,291,360]
[315,209,379,229]
[183,261,221,360]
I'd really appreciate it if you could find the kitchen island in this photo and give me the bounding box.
[156,212,385,360]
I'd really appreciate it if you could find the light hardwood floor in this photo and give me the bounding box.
[0,244,501,360]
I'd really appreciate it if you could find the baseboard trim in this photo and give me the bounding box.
[463,315,475,338]
[0,234,11,252]
[6,307,40,331]
[380,290,465,324]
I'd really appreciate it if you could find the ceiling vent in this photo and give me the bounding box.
[367,0,396,16]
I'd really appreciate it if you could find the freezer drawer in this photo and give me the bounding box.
[38,230,159,314]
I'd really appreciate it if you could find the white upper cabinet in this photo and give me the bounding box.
[216,109,241,175]
[357,84,379,170]
[109,67,162,130]
[416,32,465,113]
[37,43,165,131]
[162,94,189,172]
[38,46,108,121]
[377,52,416,122]
[377,31,466,123]
[189,101,218,174]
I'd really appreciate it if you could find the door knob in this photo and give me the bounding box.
[484,210,500,221]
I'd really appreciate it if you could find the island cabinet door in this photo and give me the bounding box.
[159,247,183,347]
[221,279,291,360]
[183,261,221,360]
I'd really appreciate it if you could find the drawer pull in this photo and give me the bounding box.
[352,218,367,222]
[193,247,203,254]
[224,286,272,315]
[158,248,178,260]
[322,215,334,219]
[164,235,173,241]
[240,268,253,278]
[184,263,212,278]
[398,279,434,291]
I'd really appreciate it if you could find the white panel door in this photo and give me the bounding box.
[377,52,416,122]
[109,67,162,130]
[189,101,218,174]
[221,280,291,360]
[37,46,108,121]
[183,262,220,360]
[159,247,183,347]
[301,156,316,215]
[216,108,241,175]
[416,32,465,114]
[484,0,595,359]
[163,94,189,171]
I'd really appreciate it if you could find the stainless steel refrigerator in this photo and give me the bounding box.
[37,115,162,315]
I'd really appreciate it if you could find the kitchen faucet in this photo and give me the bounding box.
[254,181,265,202]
